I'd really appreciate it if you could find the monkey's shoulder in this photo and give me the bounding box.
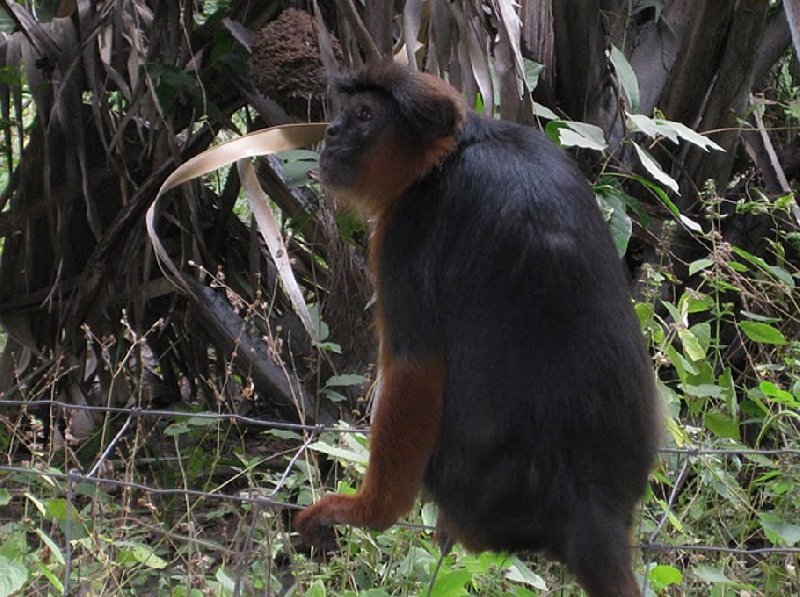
[458,114,573,161]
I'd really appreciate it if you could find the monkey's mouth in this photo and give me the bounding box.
[318,149,354,188]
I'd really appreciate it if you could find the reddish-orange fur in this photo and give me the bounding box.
[294,353,444,535]
[343,132,458,221]
[296,66,464,547]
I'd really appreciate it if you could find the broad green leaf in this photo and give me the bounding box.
[633,143,678,193]
[429,569,471,597]
[524,58,544,91]
[609,45,639,112]
[532,101,557,120]
[658,120,724,151]
[759,512,800,546]
[678,329,705,361]
[118,542,168,569]
[703,411,740,440]
[34,528,65,565]
[649,565,683,590]
[322,388,348,403]
[690,322,711,353]
[693,565,735,584]
[307,441,369,465]
[307,580,327,597]
[683,384,723,398]
[759,381,799,406]
[595,188,632,256]
[0,489,9,506]
[506,557,548,590]
[214,568,235,595]
[421,502,438,527]
[627,113,661,137]
[326,374,368,387]
[561,121,608,150]
[688,258,714,276]
[0,555,27,597]
[739,321,787,345]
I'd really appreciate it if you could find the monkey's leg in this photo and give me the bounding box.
[296,355,444,545]
[563,503,641,597]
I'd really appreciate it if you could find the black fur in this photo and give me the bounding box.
[379,113,657,582]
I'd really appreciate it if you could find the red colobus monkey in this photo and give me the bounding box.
[296,61,659,597]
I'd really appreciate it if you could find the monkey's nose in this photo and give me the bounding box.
[326,122,342,139]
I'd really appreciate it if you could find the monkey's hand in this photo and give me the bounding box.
[295,494,353,551]
[296,493,397,550]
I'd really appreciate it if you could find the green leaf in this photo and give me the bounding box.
[308,304,330,342]
[759,512,800,547]
[523,58,544,91]
[532,101,557,120]
[633,143,678,194]
[688,258,714,276]
[505,557,548,590]
[649,565,683,590]
[683,384,723,398]
[703,411,740,440]
[306,580,327,597]
[34,528,65,565]
[421,503,438,527]
[678,329,705,361]
[428,569,471,597]
[658,120,724,152]
[693,565,736,584]
[212,567,235,596]
[322,389,348,403]
[739,321,787,345]
[629,174,701,232]
[730,246,795,288]
[690,322,711,353]
[263,429,302,440]
[0,489,10,506]
[325,374,368,387]
[559,121,608,151]
[627,113,662,137]
[307,441,369,465]
[595,188,632,256]
[34,560,63,593]
[117,542,168,569]
[759,381,799,406]
[609,45,639,112]
[0,555,27,597]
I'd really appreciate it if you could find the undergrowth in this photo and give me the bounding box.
[1,189,799,596]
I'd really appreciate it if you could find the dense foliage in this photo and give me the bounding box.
[0,0,798,595]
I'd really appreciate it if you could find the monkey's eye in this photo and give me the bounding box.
[356,106,372,122]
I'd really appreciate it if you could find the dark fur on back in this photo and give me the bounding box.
[380,111,658,591]
[298,63,658,597]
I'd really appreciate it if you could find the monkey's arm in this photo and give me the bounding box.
[295,352,444,545]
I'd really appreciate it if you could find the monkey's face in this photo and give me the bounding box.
[319,92,393,192]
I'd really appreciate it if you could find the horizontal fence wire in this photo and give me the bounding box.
[2,464,799,557]
[2,396,800,560]
[2,398,799,456]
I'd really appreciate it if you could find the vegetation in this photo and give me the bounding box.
[0,0,799,595]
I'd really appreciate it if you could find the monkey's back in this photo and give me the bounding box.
[379,113,658,556]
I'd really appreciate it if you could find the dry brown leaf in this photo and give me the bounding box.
[145,123,327,338]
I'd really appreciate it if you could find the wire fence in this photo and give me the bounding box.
[1,395,799,595]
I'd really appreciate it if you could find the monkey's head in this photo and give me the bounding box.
[320,61,467,216]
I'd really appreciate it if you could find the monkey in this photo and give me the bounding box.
[296,61,659,597]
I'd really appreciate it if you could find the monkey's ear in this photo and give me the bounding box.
[335,62,466,140]
[389,71,466,140]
